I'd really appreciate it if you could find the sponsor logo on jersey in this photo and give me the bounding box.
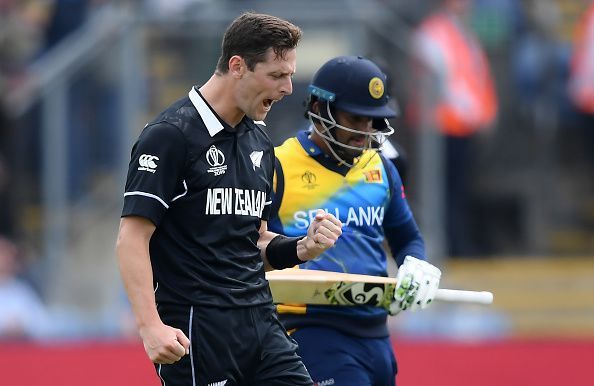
[250,150,263,170]
[207,380,228,386]
[293,207,384,229]
[138,154,159,173]
[205,188,266,217]
[363,169,382,183]
[206,145,227,176]
[314,379,335,386]
[301,170,318,189]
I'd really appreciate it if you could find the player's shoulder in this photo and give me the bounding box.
[274,135,304,159]
[359,148,385,167]
[250,120,274,146]
[150,96,202,133]
[275,135,300,150]
[139,119,185,143]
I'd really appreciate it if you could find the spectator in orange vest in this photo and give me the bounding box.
[409,0,498,256]
[568,2,594,115]
[567,1,594,180]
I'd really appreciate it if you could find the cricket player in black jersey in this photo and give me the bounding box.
[115,12,342,386]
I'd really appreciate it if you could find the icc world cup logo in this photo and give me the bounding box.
[206,145,225,167]
[301,170,318,189]
[206,145,227,176]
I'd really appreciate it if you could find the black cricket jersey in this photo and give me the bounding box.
[122,87,275,308]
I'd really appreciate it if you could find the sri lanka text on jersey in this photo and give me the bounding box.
[293,207,384,229]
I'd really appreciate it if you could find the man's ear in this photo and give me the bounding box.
[228,55,245,78]
[311,100,321,114]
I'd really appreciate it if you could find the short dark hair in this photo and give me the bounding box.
[216,12,302,73]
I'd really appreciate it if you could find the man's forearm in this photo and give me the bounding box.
[116,234,161,329]
[258,229,280,271]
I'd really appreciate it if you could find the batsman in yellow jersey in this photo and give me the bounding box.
[268,56,442,386]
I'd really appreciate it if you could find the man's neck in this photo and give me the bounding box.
[199,74,244,127]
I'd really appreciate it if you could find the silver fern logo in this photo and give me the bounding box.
[250,150,263,170]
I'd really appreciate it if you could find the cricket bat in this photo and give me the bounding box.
[266,268,493,309]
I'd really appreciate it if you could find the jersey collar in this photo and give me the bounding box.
[296,128,324,156]
[296,127,351,176]
[189,86,263,136]
[188,86,225,137]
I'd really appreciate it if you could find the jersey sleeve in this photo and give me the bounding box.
[381,154,426,265]
[259,142,276,221]
[121,122,187,225]
[382,154,413,228]
[266,155,285,233]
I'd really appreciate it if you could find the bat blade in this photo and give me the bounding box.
[265,268,493,307]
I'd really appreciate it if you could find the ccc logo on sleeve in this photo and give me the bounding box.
[138,154,159,173]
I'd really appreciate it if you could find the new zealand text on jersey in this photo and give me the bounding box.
[293,207,384,229]
[205,188,266,217]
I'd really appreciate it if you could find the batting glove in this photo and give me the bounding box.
[389,256,441,315]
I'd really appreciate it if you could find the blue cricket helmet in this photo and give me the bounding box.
[308,55,398,119]
[306,56,397,166]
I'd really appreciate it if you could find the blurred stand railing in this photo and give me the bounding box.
[5,4,144,323]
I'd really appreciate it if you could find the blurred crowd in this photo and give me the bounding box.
[0,0,103,110]
[0,236,50,340]
[0,0,125,341]
[0,0,106,236]
[0,0,45,238]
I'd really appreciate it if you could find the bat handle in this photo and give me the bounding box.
[435,289,493,305]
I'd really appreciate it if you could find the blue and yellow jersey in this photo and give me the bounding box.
[269,130,424,338]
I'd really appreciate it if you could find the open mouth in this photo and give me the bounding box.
[263,99,274,110]
[350,136,366,147]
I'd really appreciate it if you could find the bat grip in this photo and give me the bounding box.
[435,289,493,304]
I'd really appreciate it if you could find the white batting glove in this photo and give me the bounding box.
[389,256,441,315]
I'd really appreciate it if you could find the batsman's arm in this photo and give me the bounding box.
[116,216,189,364]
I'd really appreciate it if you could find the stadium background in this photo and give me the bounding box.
[1,0,593,385]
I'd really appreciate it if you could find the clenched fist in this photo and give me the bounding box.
[297,209,343,261]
